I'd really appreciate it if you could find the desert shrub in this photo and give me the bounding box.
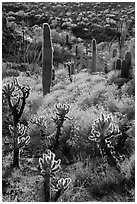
[2,69,20,79]
[25,92,43,116]
[107,70,121,84]
[116,94,135,120]
[120,79,135,96]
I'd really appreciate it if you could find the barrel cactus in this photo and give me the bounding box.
[42,23,53,96]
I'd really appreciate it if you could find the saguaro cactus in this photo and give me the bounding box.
[91,39,97,73]
[112,48,118,58]
[115,58,122,70]
[121,59,129,78]
[124,51,132,69]
[42,23,53,96]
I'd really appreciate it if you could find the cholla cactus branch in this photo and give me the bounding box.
[53,178,72,201]
[3,78,30,168]
[3,78,30,126]
[39,149,61,176]
[30,116,47,128]
[39,149,62,202]
[89,112,122,171]
[51,103,71,152]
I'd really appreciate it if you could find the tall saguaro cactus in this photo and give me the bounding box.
[91,39,97,73]
[42,23,53,96]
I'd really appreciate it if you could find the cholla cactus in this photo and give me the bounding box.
[53,104,70,127]
[89,113,122,171]
[39,149,60,201]
[52,178,72,201]
[30,116,47,128]
[2,78,30,126]
[3,78,30,167]
[39,149,71,202]
[9,123,30,167]
[30,116,52,151]
[51,104,70,152]
[39,149,61,176]
[64,61,73,82]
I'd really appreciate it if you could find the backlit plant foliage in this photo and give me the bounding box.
[51,103,71,152]
[89,112,124,172]
[39,149,71,201]
[3,78,30,167]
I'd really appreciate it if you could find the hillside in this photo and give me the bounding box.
[2,2,135,202]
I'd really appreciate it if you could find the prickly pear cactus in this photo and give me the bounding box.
[91,39,97,73]
[115,58,122,70]
[42,23,53,96]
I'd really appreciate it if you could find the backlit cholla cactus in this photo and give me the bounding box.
[39,149,71,202]
[30,116,51,151]
[9,123,30,167]
[3,78,30,167]
[52,178,72,201]
[51,104,71,152]
[89,113,123,171]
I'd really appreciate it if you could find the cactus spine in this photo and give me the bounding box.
[91,39,97,73]
[42,23,53,96]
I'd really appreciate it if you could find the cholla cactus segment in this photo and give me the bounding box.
[89,113,121,146]
[39,149,61,176]
[90,113,113,139]
[56,178,72,191]
[9,123,27,137]
[18,135,30,148]
[17,123,27,137]
[55,103,70,117]
[2,80,15,97]
[30,116,47,128]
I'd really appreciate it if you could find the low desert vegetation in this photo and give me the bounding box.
[2,1,135,202]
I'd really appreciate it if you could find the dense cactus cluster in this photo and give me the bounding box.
[2,78,30,167]
[89,113,124,172]
[39,149,71,201]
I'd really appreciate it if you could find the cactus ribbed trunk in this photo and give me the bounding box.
[13,147,20,168]
[42,23,53,96]
[91,39,97,73]
[44,173,51,202]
